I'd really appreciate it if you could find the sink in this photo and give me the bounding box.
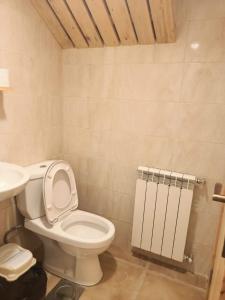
[0,162,30,201]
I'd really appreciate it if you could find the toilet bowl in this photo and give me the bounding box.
[25,210,114,285]
[17,160,115,286]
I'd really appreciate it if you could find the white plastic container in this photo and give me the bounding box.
[0,243,36,281]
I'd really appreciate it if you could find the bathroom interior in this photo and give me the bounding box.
[0,0,225,299]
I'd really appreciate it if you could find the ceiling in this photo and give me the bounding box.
[31,0,176,49]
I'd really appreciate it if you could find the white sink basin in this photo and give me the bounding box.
[0,162,30,201]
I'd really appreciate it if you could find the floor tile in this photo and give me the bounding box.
[46,272,61,295]
[80,255,145,300]
[46,257,207,300]
[80,286,135,300]
[136,271,206,300]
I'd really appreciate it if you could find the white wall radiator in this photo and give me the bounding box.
[131,166,205,262]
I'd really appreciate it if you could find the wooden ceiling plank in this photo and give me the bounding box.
[31,0,73,49]
[48,0,88,48]
[105,0,137,45]
[66,0,103,47]
[127,0,155,44]
[149,0,176,43]
[85,0,119,46]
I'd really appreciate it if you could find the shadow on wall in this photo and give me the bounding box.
[0,92,6,120]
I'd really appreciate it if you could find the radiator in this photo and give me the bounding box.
[131,167,202,262]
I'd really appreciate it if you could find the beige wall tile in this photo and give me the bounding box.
[185,19,225,62]
[114,45,155,64]
[171,140,225,180]
[87,158,112,190]
[88,100,115,132]
[0,0,62,164]
[187,0,225,20]
[63,153,88,179]
[191,243,214,276]
[109,133,176,170]
[114,63,183,101]
[63,98,89,129]
[63,47,115,66]
[62,13,225,277]
[62,15,224,277]
[0,0,62,244]
[110,191,134,223]
[0,0,219,281]
[88,65,116,99]
[63,45,155,66]
[109,163,137,196]
[181,63,225,103]
[189,210,219,247]
[109,218,132,254]
[63,127,90,156]
[153,22,187,63]
[62,64,90,98]
[81,184,111,217]
[88,130,112,161]
[111,100,181,137]
[178,103,225,143]
[192,179,223,217]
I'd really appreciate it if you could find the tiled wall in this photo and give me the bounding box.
[0,0,62,243]
[62,0,225,278]
[0,0,224,282]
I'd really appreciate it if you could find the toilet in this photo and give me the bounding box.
[17,160,115,286]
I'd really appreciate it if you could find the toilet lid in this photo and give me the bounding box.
[43,161,78,224]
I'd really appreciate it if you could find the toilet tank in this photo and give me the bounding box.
[17,161,55,220]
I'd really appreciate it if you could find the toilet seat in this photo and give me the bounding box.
[43,161,78,224]
[25,210,115,249]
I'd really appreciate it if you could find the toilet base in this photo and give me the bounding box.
[40,236,103,286]
[75,255,103,286]
[44,255,103,286]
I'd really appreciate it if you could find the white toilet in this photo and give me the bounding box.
[17,160,115,286]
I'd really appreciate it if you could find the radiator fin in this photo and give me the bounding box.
[132,171,194,262]
[151,183,169,255]
[161,185,181,258]
[141,181,158,251]
[131,179,147,248]
[172,188,193,261]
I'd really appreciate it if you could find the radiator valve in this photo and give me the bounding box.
[183,255,193,264]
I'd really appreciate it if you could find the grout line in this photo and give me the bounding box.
[62,59,225,66]
[62,124,225,147]
[146,268,207,293]
[178,20,191,102]
[132,264,148,300]
[63,96,225,106]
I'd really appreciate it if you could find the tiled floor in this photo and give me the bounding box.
[46,272,61,295]
[46,254,206,300]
